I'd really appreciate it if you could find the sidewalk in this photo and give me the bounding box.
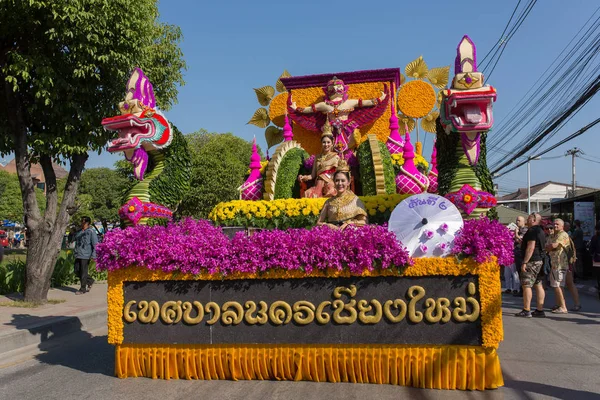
[0,284,107,356]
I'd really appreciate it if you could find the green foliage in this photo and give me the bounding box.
[380,144,397,195]
[357,140,396,196]
[0,260,26,294]
[148,125,192,210]
[178,131,259,219]
[435,119,460,196]
[0,170,46,221]
[274,148,309,199]
[0,0,186,157]
[0,1,185,301]
[76,167,129,228]
[474,132,495,195]
[0,251,107,295]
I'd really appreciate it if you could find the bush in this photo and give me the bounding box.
[0,251,107,295]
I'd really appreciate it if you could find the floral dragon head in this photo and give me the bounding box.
[440,36,496,166]
[102,68,172,180]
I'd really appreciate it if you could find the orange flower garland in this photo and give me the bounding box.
[397,80,436,119]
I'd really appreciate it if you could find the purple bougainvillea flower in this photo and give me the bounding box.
[451,217,514,266]
[95,219,413,275]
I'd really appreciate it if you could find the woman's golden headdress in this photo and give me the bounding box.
[321,120,333,138]
[337,158,350,173]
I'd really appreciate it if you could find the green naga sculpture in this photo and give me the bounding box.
[437,36,497,219]
[102,68,191,225]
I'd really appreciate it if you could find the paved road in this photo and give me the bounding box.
[0,291,599,400]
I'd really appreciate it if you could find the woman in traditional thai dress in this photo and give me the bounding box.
[298,121,340,198]
[316,162,367,230]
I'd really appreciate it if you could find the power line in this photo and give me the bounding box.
[483,0,538,80]
[491,74,600,174]
[579,155,600,165]
[493,117,600,177]
[479,0,523,66]
[487,8,600,162]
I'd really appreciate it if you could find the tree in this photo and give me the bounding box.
[76,168,129,232]
[77,168,128,232]
[0,171,46,222]
[0,1,185,302]
[178,131,259,219]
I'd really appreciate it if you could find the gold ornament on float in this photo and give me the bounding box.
[398,114,416,132]
[427,66,450,89]
[254,86,275,106]
[405,56,429,79]
[396,56,450,139]
[248,71,293,151]
[276,70,291,93]
[247,108,270,128]
[421,110,440,133]
[265,126,284,149]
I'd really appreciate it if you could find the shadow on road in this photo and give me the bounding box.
[504,371,600,399]
[7,313,113,376]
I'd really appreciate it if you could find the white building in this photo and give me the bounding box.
[496,181,596,213]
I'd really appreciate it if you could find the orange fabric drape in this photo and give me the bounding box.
[115,344,503,390]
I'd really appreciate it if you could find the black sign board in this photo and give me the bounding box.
[122,275,482,345]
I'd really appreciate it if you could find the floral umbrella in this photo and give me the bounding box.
[388,194,463,258]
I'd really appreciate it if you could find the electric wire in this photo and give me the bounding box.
[478,0,523,66]
[487,10,600,162]
[493,117,600,177]
[482,0,538,80]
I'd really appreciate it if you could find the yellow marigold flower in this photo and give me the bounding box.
[378,205,386,213]
[302,208,310,216]
[368,208,377,216]
[274,210,281,217]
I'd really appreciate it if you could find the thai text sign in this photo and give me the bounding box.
[122,276,482,345]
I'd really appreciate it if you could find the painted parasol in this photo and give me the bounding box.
[388,194,463,258]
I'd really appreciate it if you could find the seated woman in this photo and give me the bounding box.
[298,121,339,198]
[316,161,367,230]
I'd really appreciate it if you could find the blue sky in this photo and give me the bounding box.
[86,0,600,195]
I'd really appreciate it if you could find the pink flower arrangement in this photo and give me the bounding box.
[96,219,413,275]
[451,217,514,265]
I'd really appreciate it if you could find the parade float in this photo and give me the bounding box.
[97,36,511,391]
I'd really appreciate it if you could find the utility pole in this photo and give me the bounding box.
[565,148,582,197]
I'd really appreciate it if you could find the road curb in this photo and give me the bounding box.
[0,308,106,356]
